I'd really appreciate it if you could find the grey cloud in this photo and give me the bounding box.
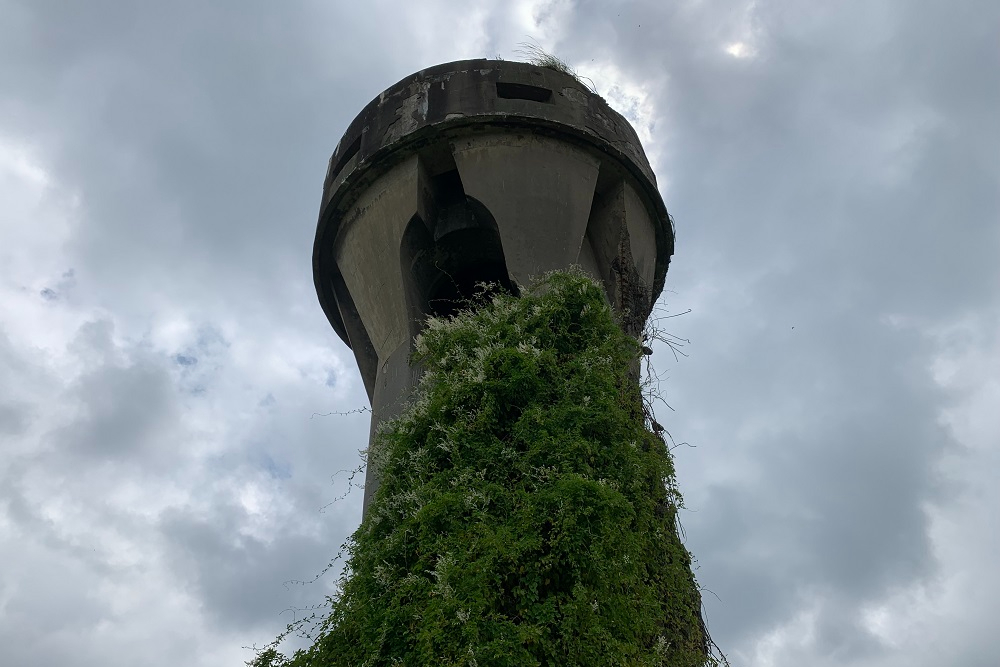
[53,320,179,461]
[158,500,342,631]
[0,328,52,439]
[172,325,230,396]
[0,1,409,326]
[38,269,75,302]
[0,400,27,435]
[0,307,367,665]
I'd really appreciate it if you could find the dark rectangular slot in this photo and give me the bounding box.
[331,134,362,178]
[496,82,553,103]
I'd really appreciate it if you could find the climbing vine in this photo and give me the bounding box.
[251,269,717,666]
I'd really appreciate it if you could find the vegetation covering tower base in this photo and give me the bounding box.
[255,271,714,666]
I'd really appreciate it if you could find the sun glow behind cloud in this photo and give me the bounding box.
[723,0,760,59]
[725,41,754,58]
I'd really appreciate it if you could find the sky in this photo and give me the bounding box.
[0,1,997,665]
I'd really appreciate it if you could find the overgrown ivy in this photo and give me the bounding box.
[252,270,717,666]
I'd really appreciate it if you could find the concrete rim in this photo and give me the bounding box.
[313,59,674,347]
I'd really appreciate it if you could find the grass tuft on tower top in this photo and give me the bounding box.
[512,42,598,94]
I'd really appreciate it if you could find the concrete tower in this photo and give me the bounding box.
[313,60,674,512]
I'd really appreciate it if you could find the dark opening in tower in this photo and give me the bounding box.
[401,168,515,338]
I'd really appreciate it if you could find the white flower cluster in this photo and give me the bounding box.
[427,552,456,600]
[530,465,559,484]
[595,477,620,491]
[463,487,488,512]
[368,485,425,530]
[653,634,672,658]
[373,561,394,589]
[515,338,542,357]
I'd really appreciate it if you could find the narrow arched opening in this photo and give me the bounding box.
[400,169,516,340]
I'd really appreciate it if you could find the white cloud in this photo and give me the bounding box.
[578,59,664,174]
[0,126,364,666]
[0,138,51,187]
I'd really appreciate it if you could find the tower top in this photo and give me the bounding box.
[313,59,673,347]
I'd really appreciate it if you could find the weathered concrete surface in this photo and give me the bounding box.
[312,59,675,511]
[335,155,431,363]
[452,133,600,287]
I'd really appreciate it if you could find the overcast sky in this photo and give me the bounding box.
[1,1,997,665]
